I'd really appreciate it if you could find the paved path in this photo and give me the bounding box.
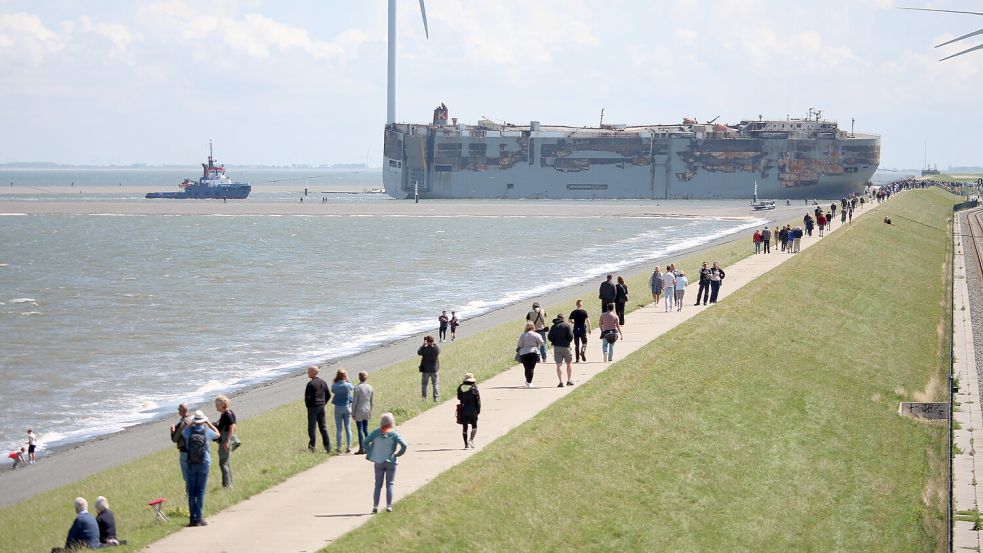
[144,205,879,553]
[952,209,982,550]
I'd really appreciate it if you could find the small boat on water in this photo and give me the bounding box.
[146,142,250,199]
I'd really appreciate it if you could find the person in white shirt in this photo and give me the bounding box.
[661,266,677,312]
[27,428,38,464]
[674,272,689,311]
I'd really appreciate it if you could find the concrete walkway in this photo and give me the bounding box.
[144,205,878,553]
[952,210,982,551]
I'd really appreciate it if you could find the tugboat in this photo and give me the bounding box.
[146,142,250,199]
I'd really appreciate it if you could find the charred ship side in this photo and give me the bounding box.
[382,106,880,200]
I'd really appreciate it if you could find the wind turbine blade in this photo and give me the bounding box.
[935,27,983,47]
[940,42,983,61]
[898,7,983,16]
[419,0,429,38]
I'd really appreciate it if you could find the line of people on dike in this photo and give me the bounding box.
[649,263,725,312]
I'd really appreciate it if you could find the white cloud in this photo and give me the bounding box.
[0,12,63,64]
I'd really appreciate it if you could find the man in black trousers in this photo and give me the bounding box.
[304,365,331,452]
[695,262,712,306]
[598,274,616,313]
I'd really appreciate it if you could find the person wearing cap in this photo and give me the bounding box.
[169,403,193,486]
[547,313,575,387]
[456,373,481,448]
[525,301,549,362]
[182,410,219,527]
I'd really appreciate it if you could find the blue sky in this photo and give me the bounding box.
[0,0,979,168]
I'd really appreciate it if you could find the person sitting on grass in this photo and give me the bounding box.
[51,497,100,552]
[95,496,126,547]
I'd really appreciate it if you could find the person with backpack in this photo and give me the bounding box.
[365,412,408,513]
[525,302,549,362]
[182,410,219,527]
[457,373,481,448]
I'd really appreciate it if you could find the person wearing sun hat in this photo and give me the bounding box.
[456,373,481,449]
[182,410,219,527]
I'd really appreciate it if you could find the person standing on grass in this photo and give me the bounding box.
[708,262,726,304]
[183,410,219,526]
[569,299,592,363]
[26,428,37,464]
[753,229,762,254]
[599,274,617,313]
[170,403,194,485]
[438,311,449,343]
[548,313,575,387]
[517,322,544,387]
[761,226,772,254]
[214,395,237,490]
[305,366,331,452]
[649,266,664,306]
[352,371,374,455]
[418,335,440,401]
[614,276,629,326]
[675,271,689,311]
[695,262,711,306]
[598,303,623,362]
[331,369,354,454]
[662,266,676,312]
[457,373,481,448]
[449,311,460,341]
[526,301,549,362]
[365,412,408,514]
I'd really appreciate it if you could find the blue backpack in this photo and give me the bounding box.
[187,426,208,465]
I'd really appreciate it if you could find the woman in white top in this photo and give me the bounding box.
[674,271,688,312]
[661,266,677,312]
[516,322,545,387]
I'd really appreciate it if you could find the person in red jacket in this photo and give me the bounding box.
[752,229,762,254]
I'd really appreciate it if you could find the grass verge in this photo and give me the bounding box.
[325,189,956,552]
[0,212,770,552]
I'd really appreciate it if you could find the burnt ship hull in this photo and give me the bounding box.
[382,116,880,200]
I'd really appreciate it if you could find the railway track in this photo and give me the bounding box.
[966,209,983,278]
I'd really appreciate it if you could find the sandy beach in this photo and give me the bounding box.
[0,198,811,507]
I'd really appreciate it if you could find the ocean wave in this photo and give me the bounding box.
[9,298,37,304]
[20,311,41,316]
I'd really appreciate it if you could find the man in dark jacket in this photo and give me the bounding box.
[598,275,616,313]
[63,497,100,551]
[169,403,192,487]
[304,365,331,452]
[695,262,712,306]
[761,226,771,254]
[418,335,440,401]
[547,314,575,387]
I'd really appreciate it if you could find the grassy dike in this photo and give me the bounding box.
[0,216,762,552]
[326,189,957,553]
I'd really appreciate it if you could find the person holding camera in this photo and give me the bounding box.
[418,335,440,401]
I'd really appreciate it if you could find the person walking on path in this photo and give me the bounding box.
[598,274,616,314]
[449,311,460,341]
[365,412,408,514]
[761,226,772,254]
[417,335,440,401]
[568,299,592,363]
[753,229,762,254]
[457,373,481,448]
[26,428,37,464]
[840,207,847,224]
[183,410,219,526]
[517,322,544,387]
[598,304,623,362]
[614,276,629,326]
[804,214,814,237]
[352,371,374,455]
[695,262,711,306]
[848,207,854,224]
[214,395,237,489]
[437,311,449,343]
[831,202,837,219]
[649,266,664,306]
[817,212,826,237]
[548,313,575,387]
[526,301,549,362]
[778,225,788,252]
[675,271,689,311]
[169,403,193,485]
[331,369,355,454]
[662,266,676,312]
[304,366,331,453]
[708,262,726,304]
[792,226,803,253]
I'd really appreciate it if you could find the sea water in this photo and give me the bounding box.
[0,176,765,454]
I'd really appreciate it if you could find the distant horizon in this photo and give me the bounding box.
[0,162,378,170]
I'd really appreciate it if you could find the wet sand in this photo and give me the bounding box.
[0,199,812,507]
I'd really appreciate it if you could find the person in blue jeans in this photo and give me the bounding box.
[182,410,219,527]
[364,412,408,513]
[331,368,355,454]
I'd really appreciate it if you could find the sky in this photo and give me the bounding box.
[0,0,980,169]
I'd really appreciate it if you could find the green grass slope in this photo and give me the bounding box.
[0,212,764,552]
[327,189,956,553]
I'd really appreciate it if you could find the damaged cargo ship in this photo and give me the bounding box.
[382,105,880,200]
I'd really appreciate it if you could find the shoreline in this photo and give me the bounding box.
[0,203,806,507]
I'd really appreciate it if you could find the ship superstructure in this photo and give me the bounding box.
[146,142,251,199]
[382,106,880,200]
